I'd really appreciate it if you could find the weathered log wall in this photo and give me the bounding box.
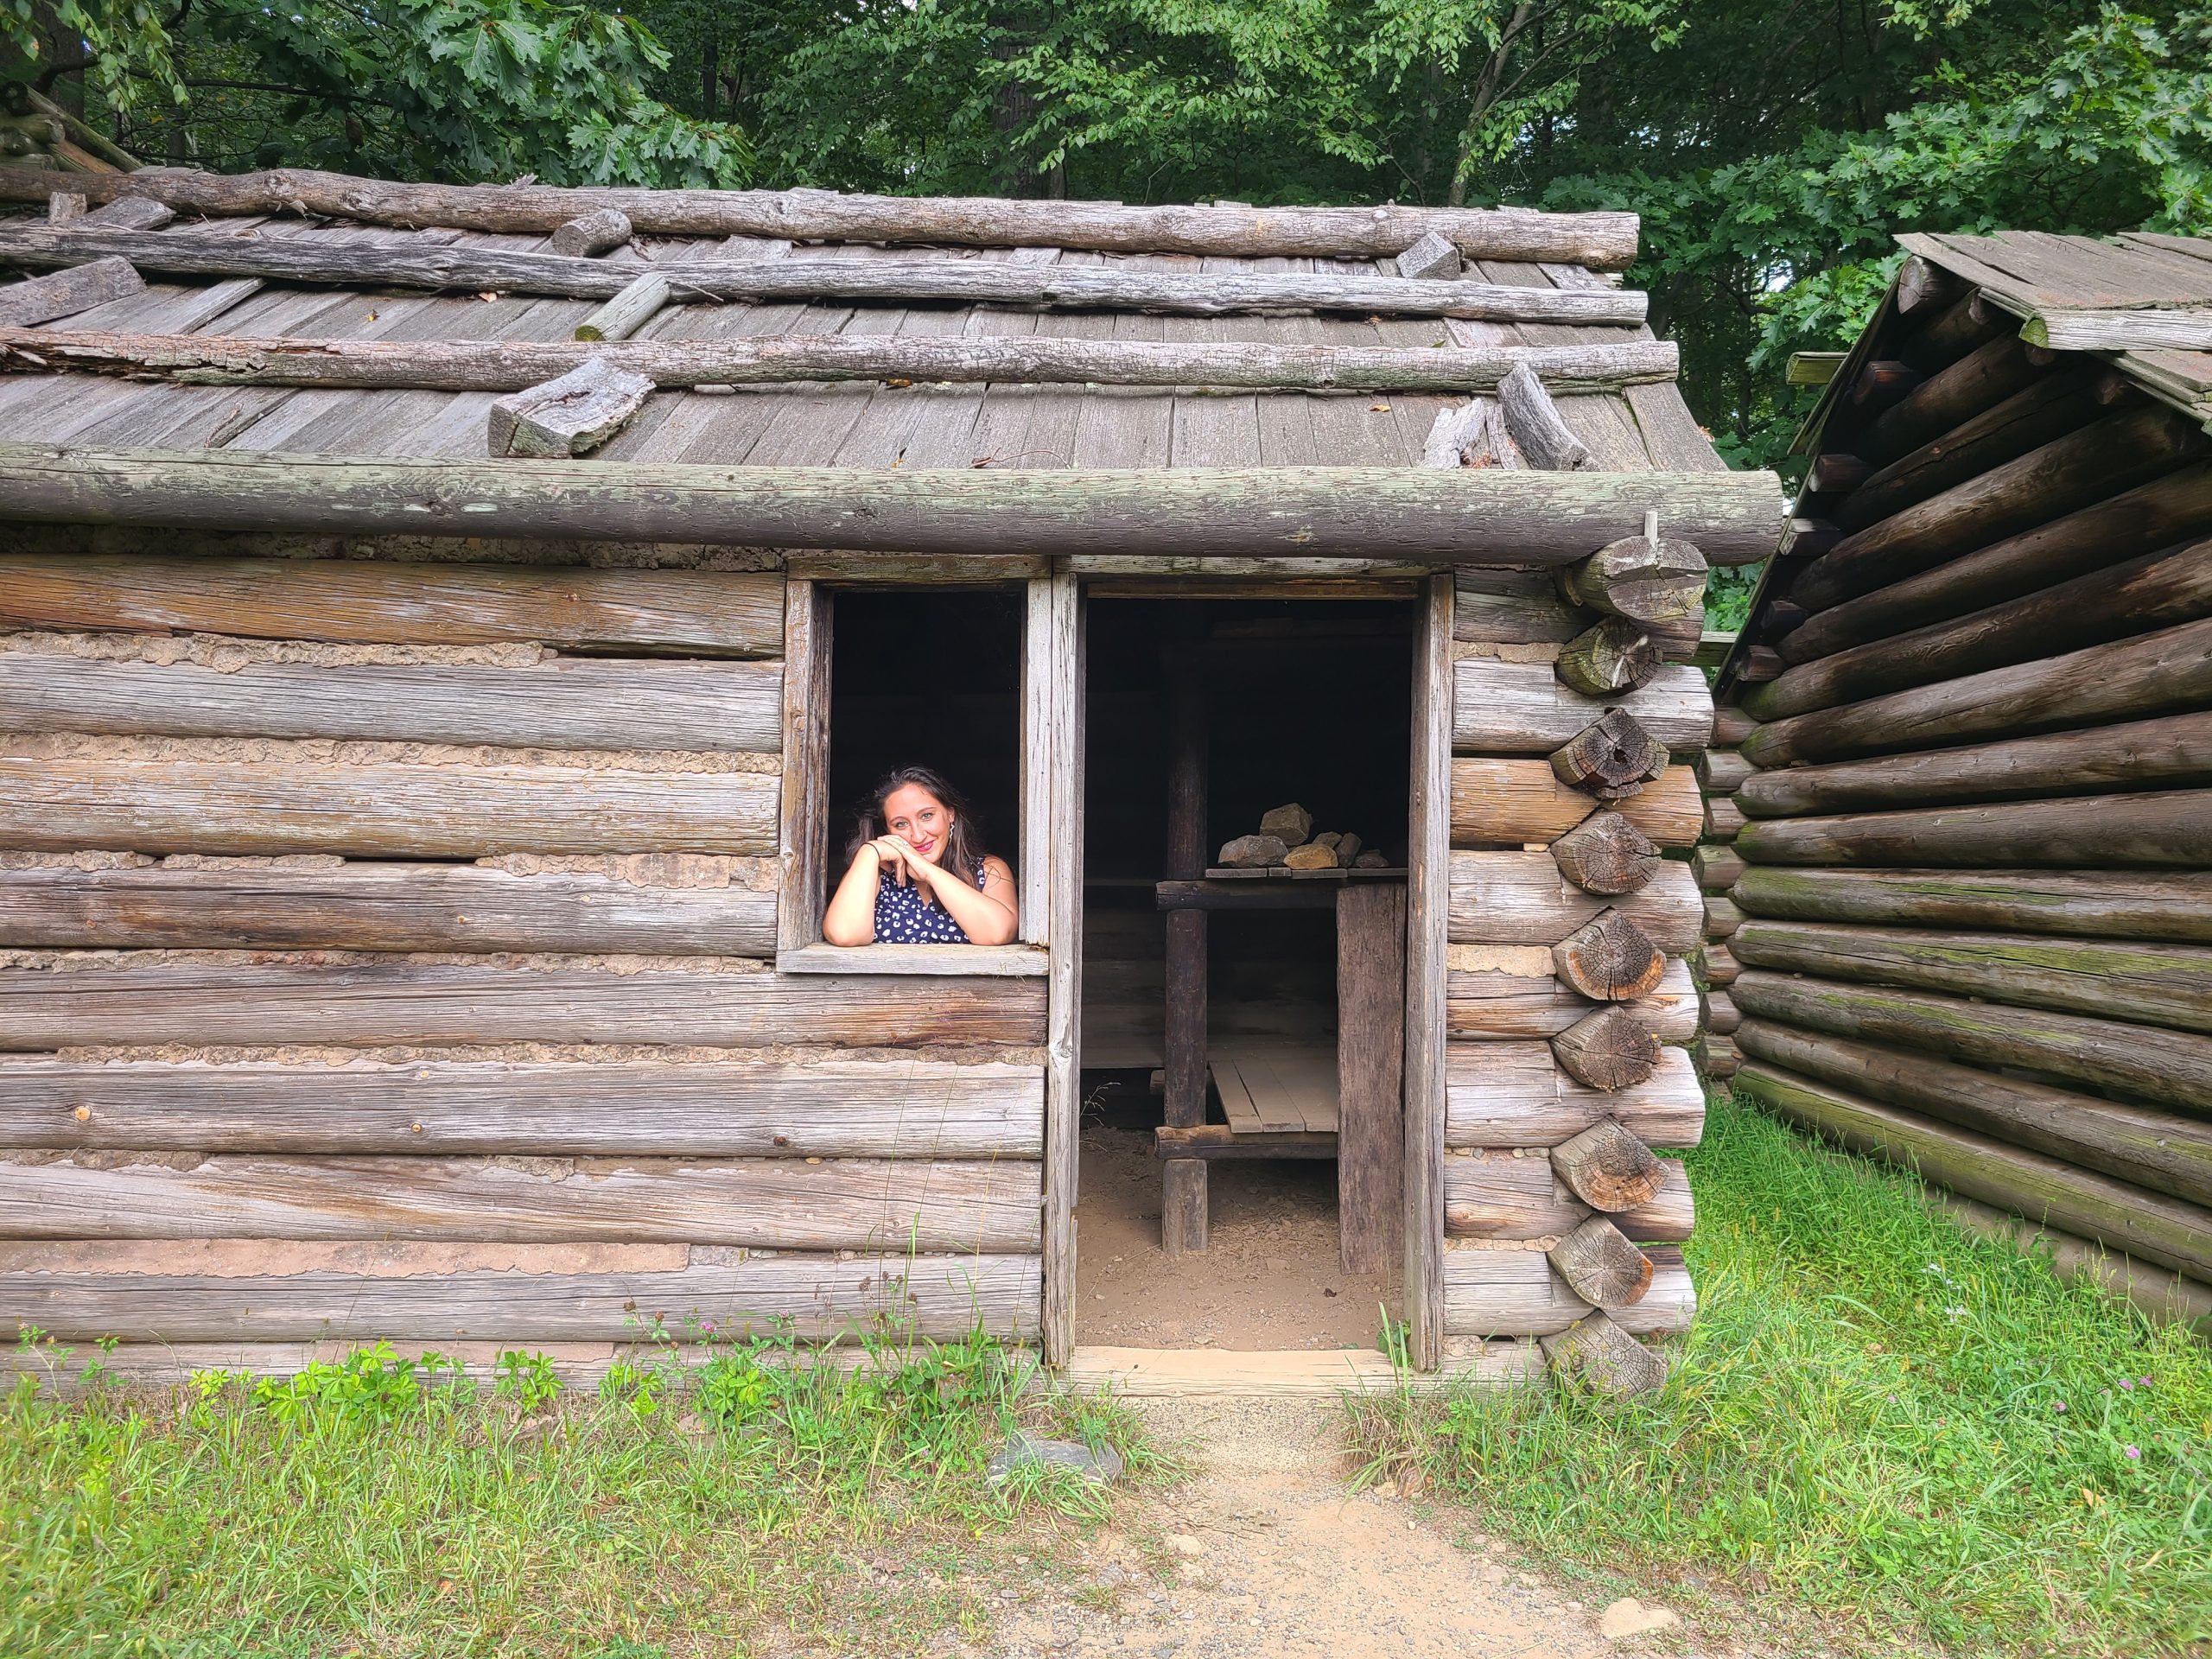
[0,542,1050,1358]
[1713,264,2212,1325]
[1444,539,1715,1367]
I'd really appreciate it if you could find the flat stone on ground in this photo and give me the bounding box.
[1597,1597,1682,1640]
[988,1429,1126,1486]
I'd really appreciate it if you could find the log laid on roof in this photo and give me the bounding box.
[1730,866,2212,944]
[1777,460,2212,665]
[1736,788,2212,870]
[1736,711,2212,819]
[0,863,779,957]
[0,445,1788,565]
[0,225,1650,322]
[1734,1021,2212,1205]
[0,326,1684,394]
[0,555,785,654]
[1736,1062,2212,1281]
[0,256,143,327]
[1731,969,2212,1115]
[0,1056,1045,1158]
[0,963,1046,1050]
[0,166,1643,266]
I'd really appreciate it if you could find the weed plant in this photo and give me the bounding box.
[0,1326,1154,1658]
[1348,1095,2212,1659]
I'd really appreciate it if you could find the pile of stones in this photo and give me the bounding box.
[1215,803,1390,870]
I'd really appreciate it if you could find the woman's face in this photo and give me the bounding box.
[881,784,953,866]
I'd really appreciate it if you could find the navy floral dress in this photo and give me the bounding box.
[874,857,988,944]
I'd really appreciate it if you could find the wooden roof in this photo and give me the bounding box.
[0,177,1726,476]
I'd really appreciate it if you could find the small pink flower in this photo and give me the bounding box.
[2125,1446,2141,1460]
[2054,1401,2068,1413]
[2119,1376,2134,1390]
[2139,1376,2153,1387]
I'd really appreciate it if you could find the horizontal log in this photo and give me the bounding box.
[0,169,1643,265]
[1737,788,2212,869]
[1735,1021,2212,1205]
[0,655,783,753]
[1443,1245,1693,1338]
[0,226,1649,324]
[1452,661,1713,753]
[1696,944,1738,988]
[0,757,778,857]
[1451,566,1700,656]
[0,326,1683,396]
[1696,1034,1738,1079]
[1704,795,1745,841]
[1732,918,2212,1038]
[1731,866,2212,944]
[1704,896,1743,938]
[0,963,1046,1050]
[1711,702,1757,747]
[0,1057,1042,1157]
[1738,712,2212,819]
[1151,1126,1337,1159]
[1736,1062,2212,1281]
[1898,289,2010,371]
[1450,760,1702,848]
[0,1154,1042,1252]
[0,863,777,956]
[1693,749,1752,793]
[0,1248,1041,1342]
[1692,845,1745,892]
[1446,957,1696,1041]
[1447,852,1702,950]
[1778,460,2212,664]
[1931,1191,2212,1338]
[1835,365,2130,533]
[1731,969,2212,1116]
[1786,404,2205,614]
[0,446,1788,568]
[0,555,785,655]
[1445,1156,1692,1242]
[1856,335,2052,467]
[1443,1042,1705,1148]
[1746,535,2212,723]
[1741,614,2212,770]
[0,255,143,326]
[1703,988,1739,1033]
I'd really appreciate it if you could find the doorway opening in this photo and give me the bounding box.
[1077,595,1415,1351]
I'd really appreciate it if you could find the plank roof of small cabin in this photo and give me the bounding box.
[1719,227,2212,692]
[0,171,1730,475]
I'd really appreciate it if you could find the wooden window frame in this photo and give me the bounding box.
[775,563,1066,978]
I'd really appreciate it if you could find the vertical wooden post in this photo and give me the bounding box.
[1020,576,1055,945]
[776,578,832,957]
[1337,881,1407,1274]
[1402,573,1452,1369]
[1038,563,1084,1366]
[1161,622,1210,1255]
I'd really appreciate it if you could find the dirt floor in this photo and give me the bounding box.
[1074,1122,1400,1352]
[970,1398,1707,1659]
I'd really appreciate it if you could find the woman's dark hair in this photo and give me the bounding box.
[846,766,988,890]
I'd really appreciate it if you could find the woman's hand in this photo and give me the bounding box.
[868,834,931,887]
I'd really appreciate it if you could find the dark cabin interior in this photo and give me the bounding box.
[1078,596,1415,1348]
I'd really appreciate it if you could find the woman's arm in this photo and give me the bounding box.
[908,851,1020,945]
[820,843,885,945]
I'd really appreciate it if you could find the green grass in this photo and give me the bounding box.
[0,1330,1160,1659]
[1349,1094,2212,1659]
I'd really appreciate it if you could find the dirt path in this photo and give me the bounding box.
[978,1398,1700,1659]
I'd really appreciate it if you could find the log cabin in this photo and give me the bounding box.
[1708,230,2212,1334]
[0,167,1783,1391]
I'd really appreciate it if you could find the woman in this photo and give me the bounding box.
[822,766,1019,946]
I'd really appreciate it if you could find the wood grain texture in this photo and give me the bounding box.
[1451,567,1699,658]
[1039,564,1083,1366]
[0,1249,1042,1342]
[1449,760,1701,848]
[1444,1042,1705,1148]
[1448,852,1700,951]
[0,863,777,956]
[0,655,783,753]
[1446,957,1696,1041]
[1736,789,2212,870]
[1737,1062,2212,1282]
[0,757,778,857]
[1443,1245,1694,1338]
[1444,1155,1692,1242]
[0,1057,1045,1158]
[0,446,1789,568]
[1735,1021,2212,1205]
[0,556,785,656]
[0,1154,1044,1252]
[1403,574,1454,1369]
[1338,882,1407,1274]
[0,963,1046,1050]
[1452,660,1713,753]
[1732,969,2212,1116]
[0,170,1643,264]
[1730,867,2212,944]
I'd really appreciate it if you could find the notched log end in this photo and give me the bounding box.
[1548,1215,1655,1308]
[1551,1115,1668,1211]
[1541,1310,1669,1396]
[1550,1007,1662,1092]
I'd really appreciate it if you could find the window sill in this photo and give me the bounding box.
[777,942,1049,976]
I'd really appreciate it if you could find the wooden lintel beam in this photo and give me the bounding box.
[1153,1127,1338,1159]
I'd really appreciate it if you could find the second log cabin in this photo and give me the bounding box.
[0,166,1784,1389]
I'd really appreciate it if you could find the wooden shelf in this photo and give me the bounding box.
[1202,865,1408,880]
